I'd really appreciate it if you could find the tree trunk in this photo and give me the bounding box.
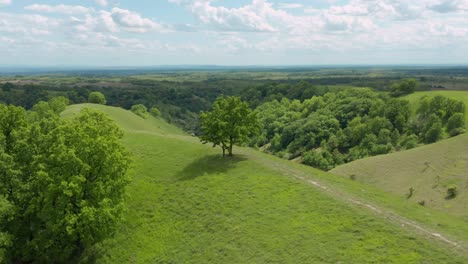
[228,142,233,157]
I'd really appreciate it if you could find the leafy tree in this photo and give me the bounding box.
[199,96,259,157]
[88,91,106,105]
[0,100,131,263]
[131,104,148,118]
[390,79,418,97]
[423,114,443,143]
[447,113,465,136]
[49,96,70,113]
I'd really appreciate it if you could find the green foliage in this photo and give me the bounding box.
[447,113,465,136]
[390,79,418,97]
[253,88,466,170]
[88,91,106,105]
[423,114,443,143]
[200,96,260,157]
[131,104,149,119]
[49,96,70,113]
[0,100,130,263]
[149,106,161,117]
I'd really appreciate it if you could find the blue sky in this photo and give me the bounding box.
[0,0,467,66]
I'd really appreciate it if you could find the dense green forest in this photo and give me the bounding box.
[2,67,468,132]
[0,68,466,171]
[250,89,465,170]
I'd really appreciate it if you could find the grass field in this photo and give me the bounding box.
[60,104,468,263]
[331,132,468,219]
[404,91,468,124]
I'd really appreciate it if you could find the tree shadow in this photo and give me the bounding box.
[177,154,247,181]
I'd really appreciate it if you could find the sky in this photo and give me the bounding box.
[0,0,467,66]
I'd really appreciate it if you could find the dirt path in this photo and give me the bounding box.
[237,147,466,253]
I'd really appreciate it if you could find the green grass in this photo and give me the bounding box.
[62,104,185,136]
[331,133,468,218]
[404,91,468,124]
[63,104,468,263]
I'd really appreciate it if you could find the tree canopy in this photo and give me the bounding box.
[0,99,130,263]
[250,88,465,170]
[390,79,418,97]
[199,96,259,157]
[88,91,107,105]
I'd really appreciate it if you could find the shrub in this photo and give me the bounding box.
[150,107,161,117]
[88,92,106,105]
[447,113,465,137]
[418,200,425,206]
[131,104,148,119]
[446,185,457,199]
[423,114,443,143]
[407,187,414,199]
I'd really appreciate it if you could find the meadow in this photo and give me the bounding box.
[62,104,468,263]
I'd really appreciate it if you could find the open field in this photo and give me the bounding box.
[331,133,468,219]
[62,104,468,263]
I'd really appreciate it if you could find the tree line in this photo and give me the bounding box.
[249,89,465,170]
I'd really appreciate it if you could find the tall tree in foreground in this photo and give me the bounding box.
[199,96,259,157]
[0,100,131,263]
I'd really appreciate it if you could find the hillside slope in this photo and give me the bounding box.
[331,133,468,218]
[64,104,468,263]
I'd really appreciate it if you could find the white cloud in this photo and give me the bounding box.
[277,3,303,9]
[110,7,166,32]
[171,0,278,32]
[0,12,60,35]
[0,0,11,5]
[95,0,108,7]
[24,4,91,15]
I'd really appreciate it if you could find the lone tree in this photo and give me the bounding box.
[88,91,107,105]
[199,96,259,157]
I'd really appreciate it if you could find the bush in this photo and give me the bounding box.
[423,114,443,143]
[88,92,106,105]
[407,187,414,199]
[447,113,465,136]
[131,104,148,119]
[150,107,161,117]
[446,185,457,199]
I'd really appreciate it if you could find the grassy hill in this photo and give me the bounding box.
[63,104,468,263]
[404,91,468,124]
[331,132,468,218]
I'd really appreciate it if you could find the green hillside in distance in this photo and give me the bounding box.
[60,104,468,263]
[404,91,468,125]
[331,133,468,218]
[62,103,186,136]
